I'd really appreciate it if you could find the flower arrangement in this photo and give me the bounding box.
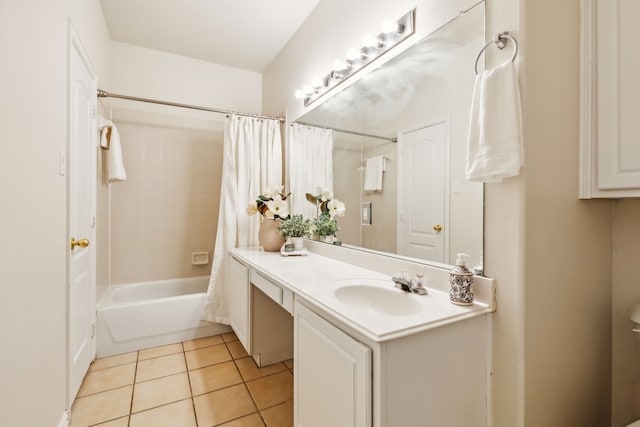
[305,187,346,219]
[278,214,312,238]
[246,185,291,220]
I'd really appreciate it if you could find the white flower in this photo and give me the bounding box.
[264,209,275,219]
[328,199,346,218]
[317,186,333,202]
[245,202,258,215]
[263,184,284,200]
[266,198,289,218]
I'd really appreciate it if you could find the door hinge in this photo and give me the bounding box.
[90,103,97,119]
[91,214,96,229]
[91,323,96,339]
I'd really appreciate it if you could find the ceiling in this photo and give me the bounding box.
[99,0,321,73]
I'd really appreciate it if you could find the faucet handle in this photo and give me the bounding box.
[412,273,428,295]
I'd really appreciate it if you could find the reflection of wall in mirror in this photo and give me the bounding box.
[332,136,361,246]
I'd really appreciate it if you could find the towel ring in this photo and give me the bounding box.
[474,32,519,75]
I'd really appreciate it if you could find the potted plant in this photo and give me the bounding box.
[278,214,311,250]
[312,212,339,243]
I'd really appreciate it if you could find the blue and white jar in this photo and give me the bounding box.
[449,253,474,306]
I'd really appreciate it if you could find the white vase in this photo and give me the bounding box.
[291,236,304,250]
[319,235,334,244]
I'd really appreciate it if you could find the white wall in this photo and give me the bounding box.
[0,1,111,426]
[264,0,613,425]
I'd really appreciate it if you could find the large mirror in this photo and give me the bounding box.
[289,3,484,268]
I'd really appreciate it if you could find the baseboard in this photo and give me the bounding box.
[57,410,69,427]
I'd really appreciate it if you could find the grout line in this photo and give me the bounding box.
[127,351,139,426]
[181,346,199,426]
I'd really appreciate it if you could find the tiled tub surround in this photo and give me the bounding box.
[109,111,223,285]
[71,332,293,427]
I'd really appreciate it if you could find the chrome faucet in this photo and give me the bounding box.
[392,271,428,295]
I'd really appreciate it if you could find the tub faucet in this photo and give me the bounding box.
[392,271,428,295]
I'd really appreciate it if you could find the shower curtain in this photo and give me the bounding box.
[202,115,282,324]
[289,123,333,219]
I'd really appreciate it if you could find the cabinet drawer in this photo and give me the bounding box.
[250,270,283,306]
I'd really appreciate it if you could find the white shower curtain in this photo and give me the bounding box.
[202,115,282,324]
[289,123,333,219]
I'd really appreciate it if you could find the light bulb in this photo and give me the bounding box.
[302,85,314,96]
[381,19,399,34]
[346,48,363,62]
[362,33,382,48]
[294,89,304,99]
[332,59,349,72]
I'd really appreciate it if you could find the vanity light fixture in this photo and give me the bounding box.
[294,8,415,107]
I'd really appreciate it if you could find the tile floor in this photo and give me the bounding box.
[71,332,294,427]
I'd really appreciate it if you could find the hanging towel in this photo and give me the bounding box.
[98,116,127,182]
[466,59,523,182]
[364,155,384,192]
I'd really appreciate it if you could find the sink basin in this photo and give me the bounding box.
[333,284,423,316]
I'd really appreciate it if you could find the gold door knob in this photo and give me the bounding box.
[70,238,90,250]
[433,225,443,232]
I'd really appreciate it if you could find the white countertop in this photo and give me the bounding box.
[231,247,493,343]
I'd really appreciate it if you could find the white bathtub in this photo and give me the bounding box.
[96,276,231,357]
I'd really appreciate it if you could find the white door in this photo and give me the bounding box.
[294,301,371,427]
[397,121,447,263]
[68,28,97,404]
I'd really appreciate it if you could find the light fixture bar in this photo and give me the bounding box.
[296,9,416,107]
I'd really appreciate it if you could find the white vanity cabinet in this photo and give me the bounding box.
[228,255,251,353]
[580,0,640,198]
[294,298,489,427]
[294,301,372,427]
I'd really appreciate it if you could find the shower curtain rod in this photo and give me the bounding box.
[293,121,397,143]
[97,89,286,123]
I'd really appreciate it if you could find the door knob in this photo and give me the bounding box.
[433,225,443,232]
[70,238,90,250]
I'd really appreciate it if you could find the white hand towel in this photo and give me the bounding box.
[466,59,523,182]
[364,155,384,192]
[98,117,127,182]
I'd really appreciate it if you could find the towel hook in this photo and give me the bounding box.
[474,31,519,75]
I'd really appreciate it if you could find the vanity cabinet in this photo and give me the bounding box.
[228,255,251,353]
[294,301,372,427]
[580,0,640,198]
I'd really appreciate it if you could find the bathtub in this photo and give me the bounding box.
[96,276,231,357]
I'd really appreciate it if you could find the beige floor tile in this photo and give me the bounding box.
[193,384,257,427]
[132,372,191,413]
[226,340,249,359]
[89,352,138,372]
[136,353,186,382]
[235,357,287,382]
[138,343,183,360]
[71,386,133,427]
[129,398,196,427]
[182,335,224,351]
[185,343,232,370]
[218,412,265,427]
[189,360,243,396]
[283,359,293,370]
[260,401,293,427]
[222,331,239,342]
[246,371,293,410]
[92,416,129,427]
[78,363,136,397]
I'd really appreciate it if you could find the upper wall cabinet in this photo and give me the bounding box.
[581,0,640,198]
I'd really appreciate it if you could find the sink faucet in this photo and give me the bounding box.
[392,271,428,295]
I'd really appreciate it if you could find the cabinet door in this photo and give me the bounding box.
[294,301,371,427]
[228,256,251,353]
[581,0,640,197]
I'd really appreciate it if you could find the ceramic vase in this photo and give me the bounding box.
[291,236,304,250]
[319,235,334,244]
[258,218,284,251]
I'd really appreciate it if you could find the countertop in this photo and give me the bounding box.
[231,247,493,343]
